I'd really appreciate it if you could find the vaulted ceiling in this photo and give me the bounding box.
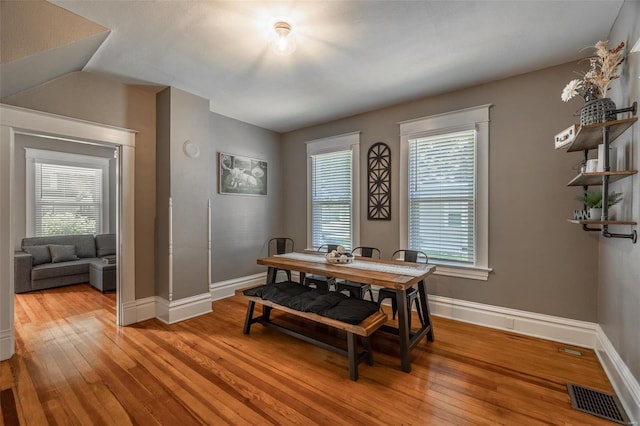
[1,1,625,132]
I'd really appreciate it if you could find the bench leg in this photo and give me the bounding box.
[263,305,272,321]
[243,301,256,334]
[347,332,358,381]
[363,337,373,366]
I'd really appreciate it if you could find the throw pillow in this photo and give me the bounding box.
[95,234,116,257]
[23,245,51,265]
[49,244,79,263]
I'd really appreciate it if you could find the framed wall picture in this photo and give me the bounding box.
[218,152,268,196]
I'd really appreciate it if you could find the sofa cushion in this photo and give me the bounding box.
[22,234,96,258]
[31,258,95,280]
[95,233,116,257]
[49,244,79,263]
[22,245,51,265]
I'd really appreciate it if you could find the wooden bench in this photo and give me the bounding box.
[236,285,387,381]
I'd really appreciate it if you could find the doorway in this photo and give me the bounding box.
[0,104,137,360]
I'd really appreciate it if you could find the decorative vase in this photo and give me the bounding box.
[589,207,602,221]
[580,98,617,126]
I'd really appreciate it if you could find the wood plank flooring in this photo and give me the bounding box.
[1,284,617,425]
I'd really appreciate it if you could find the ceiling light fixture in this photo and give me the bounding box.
[271,20,296,56]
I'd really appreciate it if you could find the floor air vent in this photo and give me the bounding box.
[567,383,631,425]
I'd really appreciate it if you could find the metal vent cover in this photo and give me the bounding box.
[567,383,631,425]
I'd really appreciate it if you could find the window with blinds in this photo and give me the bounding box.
[26,149,110,237]
[311,150,353,250]
[34,162,104,236]
[408,130,476,264]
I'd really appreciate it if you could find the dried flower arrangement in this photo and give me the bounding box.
[561,40,625,102]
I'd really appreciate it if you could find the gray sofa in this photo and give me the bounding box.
[15,234,116,293]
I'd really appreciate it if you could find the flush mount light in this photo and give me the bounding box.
[271,20,296,56]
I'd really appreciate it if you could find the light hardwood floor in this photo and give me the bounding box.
[1,284,616,425]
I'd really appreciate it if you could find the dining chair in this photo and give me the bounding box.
[335,246,380,300]
[303,244,339,292]
[377,249,428,329]
[267,237,294,282]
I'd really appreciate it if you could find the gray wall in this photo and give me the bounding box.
[281,62,600,322]
[210,112,282,282]
[3,71,157,300]
[13,133,116,248]
[155,87,211,301]
[599,0,640,382]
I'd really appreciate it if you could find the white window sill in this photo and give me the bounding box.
[432,263,492,281]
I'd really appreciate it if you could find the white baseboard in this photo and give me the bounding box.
[0,328,14,361]
[134,296,157,322]
[156,292,212,324]
[120,296,157,325]
[210,272,267,301]
[595,325,640,424]
[428,295,598,349]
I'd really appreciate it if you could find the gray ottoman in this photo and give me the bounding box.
[90,262,116,292]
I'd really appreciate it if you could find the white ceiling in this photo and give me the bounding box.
[51,0,624,133]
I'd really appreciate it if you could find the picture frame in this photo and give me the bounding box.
[218,152,268,196]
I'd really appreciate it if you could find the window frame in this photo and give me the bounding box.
[399,105,492,280]
[25,148,110,237]
[306,132,360,251]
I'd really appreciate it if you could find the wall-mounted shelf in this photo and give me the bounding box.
[560,102,637,243]
[566,117,637,152]
[567,219,637,226]
[567,170,638,186]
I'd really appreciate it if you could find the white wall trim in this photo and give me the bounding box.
[429,294,597,348]
[156,292,213,324]
[120,296,157,324]
[168,197,173,302]
[595,325,640,424]
[210,273,267,301]
[0,328,14,361]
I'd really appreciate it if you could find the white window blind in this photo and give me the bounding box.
[311,150,353,250]
[408,129,476,264]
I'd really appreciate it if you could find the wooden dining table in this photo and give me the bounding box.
[257,252,436,373]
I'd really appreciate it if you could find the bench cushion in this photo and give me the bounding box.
[321,298,380,325]
[244,281,380,324]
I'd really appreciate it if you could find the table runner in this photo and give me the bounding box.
[274,252,427,277]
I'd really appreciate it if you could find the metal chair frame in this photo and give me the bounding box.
[378,249,428,328]
[304,244,339,291]
[267,237,295,282]
[335,246,380,300]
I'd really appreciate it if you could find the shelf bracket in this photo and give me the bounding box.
[582,224,601,232]
[602,225,637,243]
[613,101,637,117]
